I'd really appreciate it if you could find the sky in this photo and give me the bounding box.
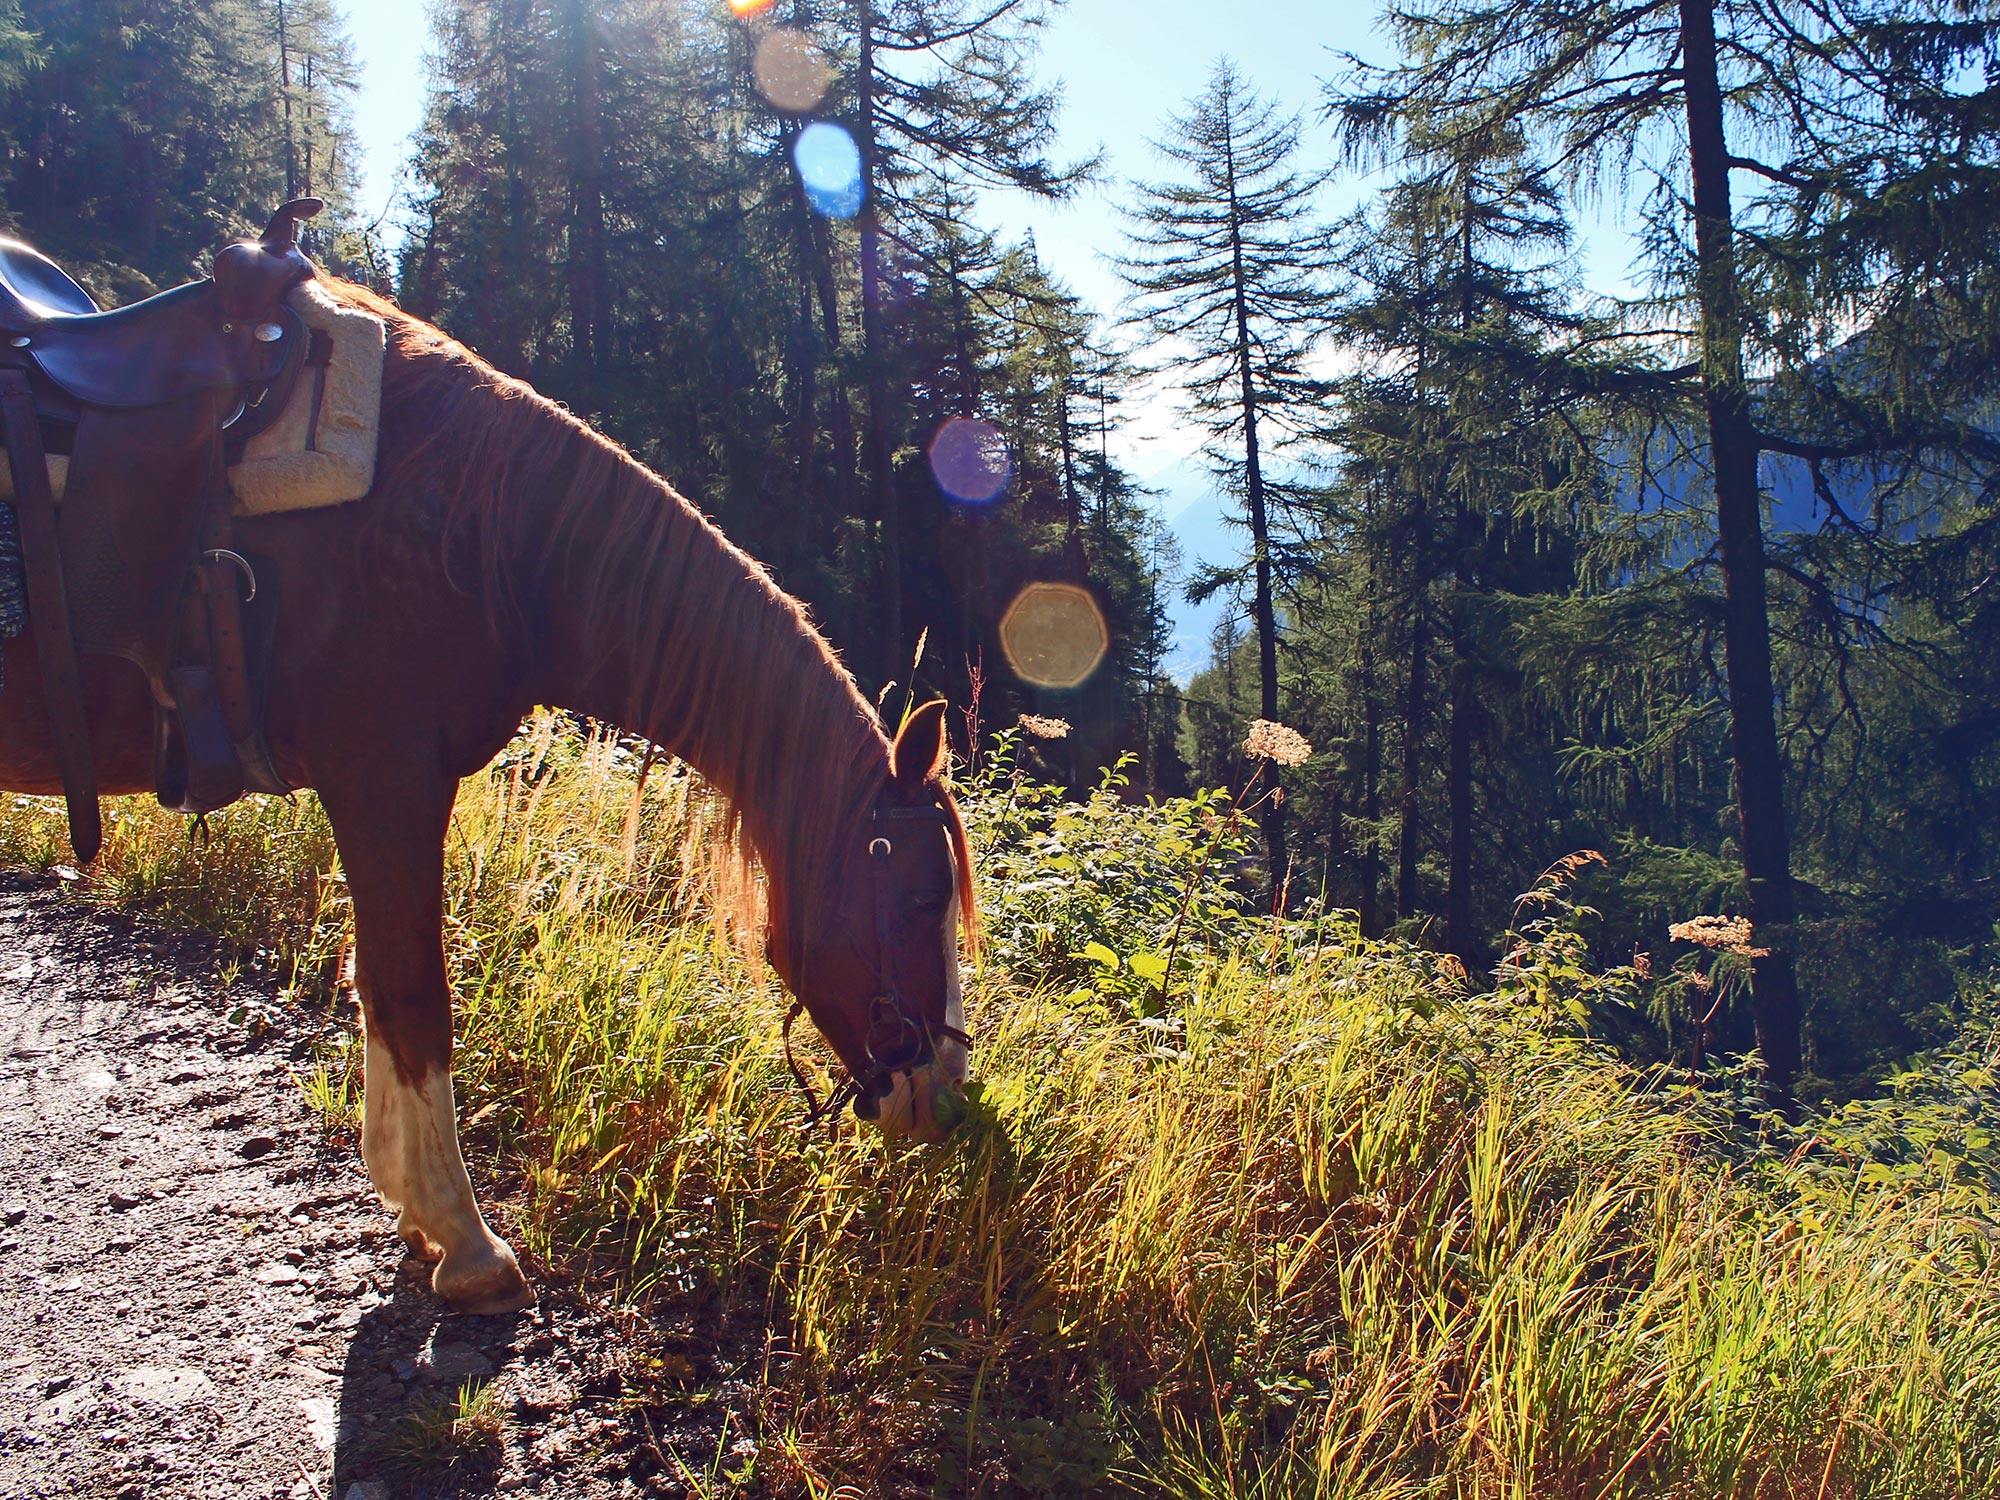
[337,0,1648,673]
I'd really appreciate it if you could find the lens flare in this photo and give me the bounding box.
[753,29,831,112]
[927,417,1010,504]
[793,121,862,219]
[999,582,1109,689]
[729,0,774,17]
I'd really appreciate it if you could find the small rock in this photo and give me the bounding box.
[389,1356,419,1383]
[2,1204,27,1226]
[97,1124,125,1139]
[425,1341,495,1383]
[239,1135,279,1160]
[107,1189,143,1211]
[113,1366,217,1407]
[497,1477,527,1492]
[255,1264,300,1286]
[106,1238,138,1253]
[43,1374,73,1395]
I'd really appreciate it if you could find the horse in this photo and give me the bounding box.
[0,279,978,1314]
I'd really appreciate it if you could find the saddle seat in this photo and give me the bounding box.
[0,199,327,863]
[0,198,322,423]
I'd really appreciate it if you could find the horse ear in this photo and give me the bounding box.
[891,699,949,790]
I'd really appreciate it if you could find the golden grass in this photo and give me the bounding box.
[5,713,1999,1497]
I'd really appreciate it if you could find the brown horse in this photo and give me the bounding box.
[0,281,978,1314]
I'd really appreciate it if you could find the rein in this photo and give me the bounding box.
[782,797,971,1128]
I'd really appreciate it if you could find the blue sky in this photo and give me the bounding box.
[338,0,1648,673]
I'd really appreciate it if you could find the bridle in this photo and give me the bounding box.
[782,796,972,1127]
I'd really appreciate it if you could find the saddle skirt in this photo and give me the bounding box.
[0,279,385,516]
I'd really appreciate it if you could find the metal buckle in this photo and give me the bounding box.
[864,994,924,1070]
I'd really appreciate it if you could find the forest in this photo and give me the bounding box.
[0,0,1996,1115]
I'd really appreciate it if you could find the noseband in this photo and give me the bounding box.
[782,797,971,1126]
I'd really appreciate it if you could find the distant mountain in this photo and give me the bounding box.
[1133,453,1236,682]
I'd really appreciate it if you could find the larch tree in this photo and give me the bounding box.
[1118,57,1329,885]
[1337,0,1998,1098]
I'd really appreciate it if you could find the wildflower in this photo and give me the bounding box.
[1244,719,1311,766]
[1668,914,1770,958]
[1018,713,1070,740]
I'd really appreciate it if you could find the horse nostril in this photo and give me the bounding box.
[851,1075,886,1121]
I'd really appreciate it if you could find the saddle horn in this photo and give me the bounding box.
[261,198,324,249]
[214,199,323,320]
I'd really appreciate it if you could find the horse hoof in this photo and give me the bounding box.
[433,1245,534,1315]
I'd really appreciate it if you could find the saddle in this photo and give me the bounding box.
[0,199,325,862]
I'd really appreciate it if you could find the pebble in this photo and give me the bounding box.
[0,1204,24,1226]
[106,1189,143,1211]
[238,1135,279,1160]
[425,1340,496,1383]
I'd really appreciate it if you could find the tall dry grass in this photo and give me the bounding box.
[4,714,1998,1497]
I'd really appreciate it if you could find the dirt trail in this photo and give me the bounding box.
[0,872,746,1500]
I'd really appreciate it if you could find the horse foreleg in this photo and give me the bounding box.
[322,775,532,1315]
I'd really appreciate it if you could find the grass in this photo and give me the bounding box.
[378,1379,508,1477]
[6,714,2000,1497]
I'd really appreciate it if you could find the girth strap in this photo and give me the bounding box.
[0,366,99,862]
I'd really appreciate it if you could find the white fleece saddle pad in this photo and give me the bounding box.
[0,278,385,516]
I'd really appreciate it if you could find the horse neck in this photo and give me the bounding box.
[530,447,889,869]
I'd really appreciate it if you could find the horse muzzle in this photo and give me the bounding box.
[852,1034,970,1143]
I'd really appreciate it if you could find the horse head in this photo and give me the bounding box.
[767,699,976,1143]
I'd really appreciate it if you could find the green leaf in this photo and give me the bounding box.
[1080,941,1120,971]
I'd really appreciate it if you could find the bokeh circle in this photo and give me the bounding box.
[999,582,1110,689]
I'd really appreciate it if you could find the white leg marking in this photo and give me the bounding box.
[361,1024,531,1312]
[880,891,970,1142]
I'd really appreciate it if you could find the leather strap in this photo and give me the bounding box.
[0,365,100,862]
[192,403,288,800]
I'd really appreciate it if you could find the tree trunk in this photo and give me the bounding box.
[565,0,609,371]
[1446,194,1478,967]
[277,0,298,199]
[1679,0,1802,1100]
[856,3,904,680]
[1222,127,1288,887]
[1446,589,1475,963]
[1397,565,1429,920]
[1358,556,1384,937]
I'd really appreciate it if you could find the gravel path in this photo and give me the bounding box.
[0,872,753,1500]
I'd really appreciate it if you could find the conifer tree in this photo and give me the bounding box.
[1119,58,1328,882]
[0,0,359,284]
[1335,0,1988,1094]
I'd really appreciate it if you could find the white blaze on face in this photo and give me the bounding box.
[873,889,969,1142]
[936,888,968,1084]
[360,1024,531,1313]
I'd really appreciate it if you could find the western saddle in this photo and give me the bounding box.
[0,199,326,862]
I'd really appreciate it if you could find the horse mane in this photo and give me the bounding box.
[321,279,977,960]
